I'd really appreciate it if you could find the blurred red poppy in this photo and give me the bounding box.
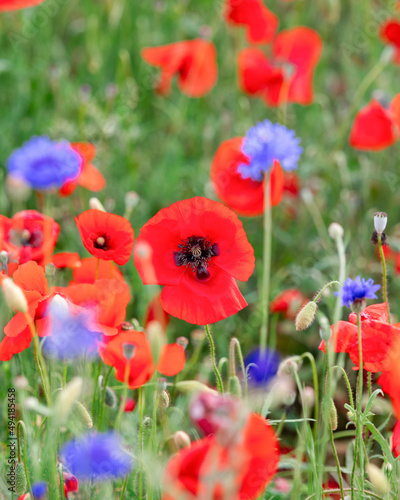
[380,19,400,64]
[210,137,284,216]
[134,197,255,325]
[238,27,322,106]
[59,143,105,197]
[0,210,59,268]
[349,99,397,151]
[270,288,308,320]
[0,262,53,361]
[162,413,279,500]
[0,0,45,11]
[60,279,131,336]
[392,420,400,457]
[141,39,217,97]
[70,257,124,285]
[51,252,81,269]
[75,210,134,266]
[99,329,185,389]
[224,0,278,44]
[144,293,170,331]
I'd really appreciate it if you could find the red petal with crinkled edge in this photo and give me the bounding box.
[392,420,400,457]
[161,266,247,325]
[0,0,45,10]
[380,19,400,64]
[157,343,185,376]
[0,327,32,361]
[349,100,396,150]
[238,49,285,106]
[142,40,217,97]
[13,261,49,297]
[70,257,124,285]
[224,0,278,44]
[162,413,279,500]
[348,302,389,325]
[210,138,284,216]
[272,27,323,105]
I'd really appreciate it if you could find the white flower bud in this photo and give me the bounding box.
[295,301,317,331]
[2,278,28,313]
[173,431,191,450]
[374,212,387,235]
[89,197,106,212]
[328,222,344,240]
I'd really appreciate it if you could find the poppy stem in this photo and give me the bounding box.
[377,234,390,322]
[355,313,365,496]
[17,420,33,496]
[260,174,272,352]
[205,324,224,393]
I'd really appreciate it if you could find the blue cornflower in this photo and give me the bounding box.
[41,297,101,360]
[6,136,81,190]
[237,120,303,182]
[31,481,47,499]
[60,432,134,482]
[245,348,280,387]
[337,276,381,308]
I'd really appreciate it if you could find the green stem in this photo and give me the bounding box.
[138,387,144,499]
[17,421,32,495]
[205,324,224,393]
[260,173,272,351]
[378,234,390,322]
[329,425,345,500]
[229,337,247,396]
[116,365,130,432]
[355,312,365,496]
[300,352,319,441]
[99,365,113,430]
[313,281,341,302]
[27,317,51,407]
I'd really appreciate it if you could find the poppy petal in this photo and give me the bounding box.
[13,261,49,297]
[392,420,400,457]
[0,0,45,10]
[157,343,185,376]
[380,19,400,64]
[0,328,32,361]
[51,252,81,269]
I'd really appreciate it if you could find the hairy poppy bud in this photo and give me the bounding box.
[328,222,344,240]
[278,356,301,376]
[173,431,191,450]
[89,197,106,212]
[176,336,189,350]
[366,463,390,494]
[158,391,170,409]
[295,301,317,331]
[228,375,242,397]
[55,377,83,423]
[15,462,27,495]
[175,381,217,395]
[71,401,93,429]
[324,397,338,430]
[2,278,28,313]
[104,387,118,408]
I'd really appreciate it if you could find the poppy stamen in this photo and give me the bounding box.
[93,235,109,250]
[174,235,219,281]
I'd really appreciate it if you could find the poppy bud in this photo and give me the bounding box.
[295,301,317,331]
[173,431,191,450]
[175,381,217,395]
[125,191,140,210]
[89,197,106,212]
[328,222,344,240]
[0,250,8,271]
[374,212,387,235]
[15,462,27,495]
[190,328,206,347]
[45,263,56,279]
[176,336,189,350]
[303,386,315,408]
[71,401,93,429]
[14,375,29,390]
[158,391,170,409]
[104,387,118,408]
[324,397,338,431]
[228,375,242,397]
[2,277,28,313]
[366,463,390,495]
[278,356,301,376]
[55,377,83,423]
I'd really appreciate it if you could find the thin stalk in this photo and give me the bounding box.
[26,316,51,407]
[116,364,130,432]
[205,324,224,393]
[260,173,272,351]
[17,421,32,495]
[99,365,114,430]
[138,387,144,499]
[229,337,247,396]
[300,353,319,441]
[355,312,365,496]
[378,234,390,322]
[329,425,345,500]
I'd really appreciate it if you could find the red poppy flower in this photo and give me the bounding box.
[162,413,279,500]
[380,19,400,64]
[60,279,130,336]
[392,420,400,457]
[0,210,59,268]
[141,39,217,97]
[0,261,54,361]
[99,329,185,389]
[134,197,255,325]
[270,289,308,320]
[144,293,170,331]
[51,252,81,269]
[124,398,136,412]
[70,257,124,285]
[238,27,322,106]
[75,209,134,266]
[224,0,278,44]
[210,138,284,216]
[59,143,105,197]
[349,99,398,150]
[0,0,45,11]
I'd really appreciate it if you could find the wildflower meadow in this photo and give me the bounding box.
[1,0,400,499]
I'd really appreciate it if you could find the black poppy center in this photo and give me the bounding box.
[9,228,44,248]
[93,234,110,251]
[174,235,219,281]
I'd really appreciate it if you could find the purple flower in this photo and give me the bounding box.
[60,432,133,482]
[6,136,81,190]
[41,296,101,360]
[31,481,47,499]
[245,348,280,387]
[336,276,381,308]
[237,120,303,182]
